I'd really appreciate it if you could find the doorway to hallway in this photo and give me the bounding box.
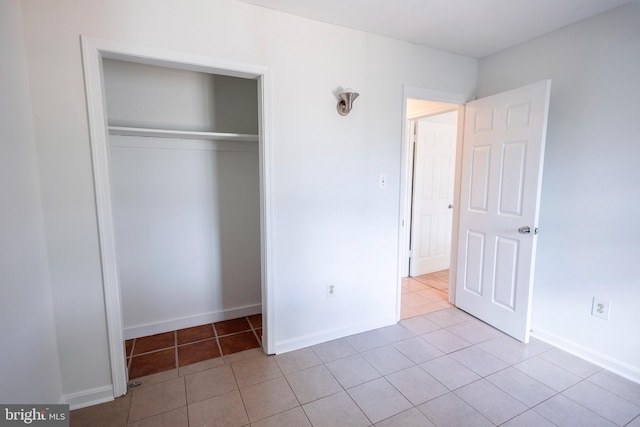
[401,269,451,319]
[407,111,458,277]
[398,94,462,320]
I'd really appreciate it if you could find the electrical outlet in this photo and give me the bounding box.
[327,284,336,297]
[591,297,610,320]
[379,174,386,188]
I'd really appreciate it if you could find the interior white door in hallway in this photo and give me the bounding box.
[455,80,551,343]
[409,117,457,277]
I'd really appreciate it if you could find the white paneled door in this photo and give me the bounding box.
[410,119,457,277]
[455,80,551,342]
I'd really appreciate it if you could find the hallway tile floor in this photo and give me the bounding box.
[71,307,640,426]
[402,270,451,319]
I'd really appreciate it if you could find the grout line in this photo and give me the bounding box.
[235,376,249,420]
[401,276,450,319]
[212,322,219,339]
[181,375,188,423]
[125,377,133,425]
[127,339,136,372]
[214,329,254,339]
[123,315,263,380]
[176,336,218,347]
[185,396,192,426]
[109,302,630,427]
[248,315,262,346]
[130,346,176,358]
[174,331,179,370]
[213,323,224,358]
[278,372,304,418]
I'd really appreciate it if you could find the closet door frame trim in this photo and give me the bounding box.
[81,36,275,398]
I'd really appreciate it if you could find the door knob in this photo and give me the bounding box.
[518,226,539,235]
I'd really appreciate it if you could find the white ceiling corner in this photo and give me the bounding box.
[236,0,634,58]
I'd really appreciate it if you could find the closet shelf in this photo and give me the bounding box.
[108,126,259,142]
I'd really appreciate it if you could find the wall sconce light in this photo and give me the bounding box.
[337,88,359,116]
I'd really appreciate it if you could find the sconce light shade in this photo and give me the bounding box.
[337,89,359,116]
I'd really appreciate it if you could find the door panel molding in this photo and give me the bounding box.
[455,80,551,342]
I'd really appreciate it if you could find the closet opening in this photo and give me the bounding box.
[81,37,274,398]
[103,58,263,379]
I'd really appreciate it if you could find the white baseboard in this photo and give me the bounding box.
[531,325,640,384]
[123,304,262,339]
[274,315,397,355]
[64,385,113,410]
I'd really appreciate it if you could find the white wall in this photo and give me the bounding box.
[20,0,477,399]
[0,0,63,404]
[478,2,640,381]
[103,59,259,134]
[104,60,261,337]
[110,138,261,337]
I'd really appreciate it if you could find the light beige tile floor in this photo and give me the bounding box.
[401,270,452,320]
[70,306,640,426]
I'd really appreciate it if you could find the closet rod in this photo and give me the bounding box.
[108,126,259,142]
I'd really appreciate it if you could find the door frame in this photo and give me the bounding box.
[397,86,471,320]
[81,36,275,397]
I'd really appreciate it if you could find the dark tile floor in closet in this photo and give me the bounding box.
[125,314,262,379]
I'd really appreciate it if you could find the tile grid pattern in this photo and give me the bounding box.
[124,270,450,380]
[125,314,263,379]
[401,270,452,319]
[71,307,640,426]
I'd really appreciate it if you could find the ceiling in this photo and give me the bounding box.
[237,0,634,58]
